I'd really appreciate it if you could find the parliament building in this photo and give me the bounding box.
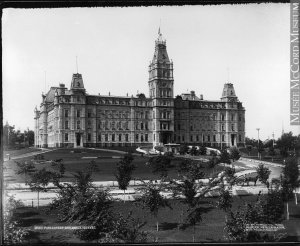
[34,32,246,149]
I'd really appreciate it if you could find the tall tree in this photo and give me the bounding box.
[247,145,252,156]
[146,156,172,178]
[256,164,271,186]
[268,147,276,161]
[230,147,241,163]
[28,168,54,208]
[138,180,172,231]
[115,152,136,202]
[219,149,231,169]
[15,161,37,183]
[199,145,207,156]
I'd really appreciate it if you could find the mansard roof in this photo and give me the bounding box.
[45,87,58,103]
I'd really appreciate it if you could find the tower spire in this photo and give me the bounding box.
[158,19,161,35]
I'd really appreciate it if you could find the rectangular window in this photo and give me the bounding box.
[98,134,101,141]
[222,135,225,141]
[145,122,148,130]
[112,134,115,142]
[141,123,144,130]
[76,110,80,117]
[88,111,91,118]
[178,124,181,130]
[208,135,211,142]
[125,134,129,142]
[203,135,205,142]
[178,136,181,142]
[141,135,144,142]
[77,121,80,129]
[213,135,216,142]
[196,135,199,142]
[239,115,242,121]
[136,134,139,141]
[239,135,242,142]
[88,133,91,142]
[119,134,122,142]
[182,136,185,142]
[190,135,193,142]
[65,133,68,142]
[145,134,148,142]
[105,134,108,141]
[190,125,193,131]
[64,110,69,117]
[65,120,69,129]
[154,134,155,141]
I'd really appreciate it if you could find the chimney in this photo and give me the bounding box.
[200,94,203,100]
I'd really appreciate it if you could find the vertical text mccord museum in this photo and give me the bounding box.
[290,1,300,125]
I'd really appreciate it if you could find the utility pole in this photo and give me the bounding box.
[256,128,260,159]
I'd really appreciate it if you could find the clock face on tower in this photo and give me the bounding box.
[162,81,167,87]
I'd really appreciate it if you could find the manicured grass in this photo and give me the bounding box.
[4,147,42,158]
[6,149,226,183]
[12,195,300,243]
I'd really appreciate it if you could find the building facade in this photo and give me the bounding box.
[34,32,245,149]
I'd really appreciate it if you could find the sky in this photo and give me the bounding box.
[2,4,299,141]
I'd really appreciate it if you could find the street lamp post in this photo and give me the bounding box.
[256,128,260,159]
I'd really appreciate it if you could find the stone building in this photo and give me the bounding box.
[34,31,245,149]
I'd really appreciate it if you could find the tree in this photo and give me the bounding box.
[3,194,28,244]
[268,147,276,161]
[257,144,264,160]
[224,193,284,242]
[115,152,136,202]
[276,131,297,151]
[230,147,241,163]
[199,145,207,156]
[217,185,232,213]
[282,158,299,216]
[87,160,101,173]
[138,180,172,231]
[283,158,299,192]
[247,145,252,156]
[146,156,172,178]
[208,150,219,174]
[280,148,289,158]
[28,168,54,208]
[26,130,35,146]
[15,161,37,183]
[261,187,284,224]
[101,212,148,243]
[219,149,231,169]
[179,144,189,155]
[50,166,148,243]
[190,146,198,156]
[256,164,271,185]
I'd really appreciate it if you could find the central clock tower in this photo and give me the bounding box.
[148,31,174,146]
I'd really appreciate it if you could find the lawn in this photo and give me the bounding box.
[4,147,42,158]
[5,149,226,183]
[12,195,300,243]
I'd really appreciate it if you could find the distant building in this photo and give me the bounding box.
[34,31,245,148]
